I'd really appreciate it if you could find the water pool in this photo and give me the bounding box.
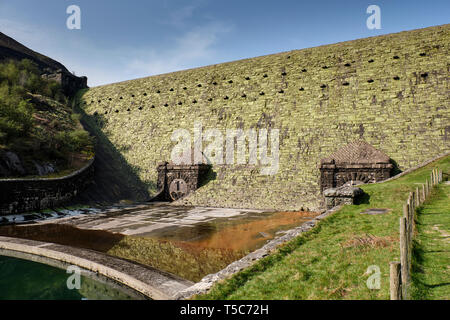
[0,254,144,300]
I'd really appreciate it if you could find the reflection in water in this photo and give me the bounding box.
[0,209,318,283]
[108,211,318,281]
[0,255,140,300]
[156,211,317,252]
[187,211,317,251]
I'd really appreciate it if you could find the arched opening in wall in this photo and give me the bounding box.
[339,172,371,187]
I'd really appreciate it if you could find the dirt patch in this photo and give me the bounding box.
[341,234,397,249]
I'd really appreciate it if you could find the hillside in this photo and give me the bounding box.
[0,31,87,96]
[0,59,93,179]
[0,32,69,73]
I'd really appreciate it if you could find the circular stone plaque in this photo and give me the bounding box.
[169,179,188,201]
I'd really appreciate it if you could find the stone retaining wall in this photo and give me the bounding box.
[0,158,95,215]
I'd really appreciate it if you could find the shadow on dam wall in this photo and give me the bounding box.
[72,99,153,204]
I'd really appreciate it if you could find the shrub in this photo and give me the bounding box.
[55,130,92,152]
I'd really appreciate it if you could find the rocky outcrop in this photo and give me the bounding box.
[0,151,58,178]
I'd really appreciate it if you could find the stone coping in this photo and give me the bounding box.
[378,151,450,184]
[175,205,343,299]
[0,157,95,182]
[0,236,193,300]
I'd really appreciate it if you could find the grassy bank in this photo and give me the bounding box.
[411,183,450,300]
[196,155,449,300]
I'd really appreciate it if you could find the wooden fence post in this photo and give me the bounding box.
[415,187,420,207]
[390,262,402,300]
[422,184,426,204]
[400,216,409,299]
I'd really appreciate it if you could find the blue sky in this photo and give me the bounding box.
[0,0,448,86]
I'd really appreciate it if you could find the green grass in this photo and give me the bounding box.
[410,183,450,300]
[196,155,450,300]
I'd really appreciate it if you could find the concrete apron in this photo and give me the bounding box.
[0,236,193,300]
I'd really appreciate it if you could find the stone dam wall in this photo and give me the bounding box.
[78,24,449,211]
[0,158,94,215]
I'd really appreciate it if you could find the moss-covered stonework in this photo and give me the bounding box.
[78,24,450,211]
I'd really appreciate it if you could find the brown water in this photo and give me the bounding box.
[0,208,318,282]
[157,211,317,252]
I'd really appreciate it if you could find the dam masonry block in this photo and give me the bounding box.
[78,24,450,211]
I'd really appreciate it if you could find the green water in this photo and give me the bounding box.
[0,255,139,300]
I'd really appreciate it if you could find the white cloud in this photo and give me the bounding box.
[0,14,234,87]
[125,22,233,79]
